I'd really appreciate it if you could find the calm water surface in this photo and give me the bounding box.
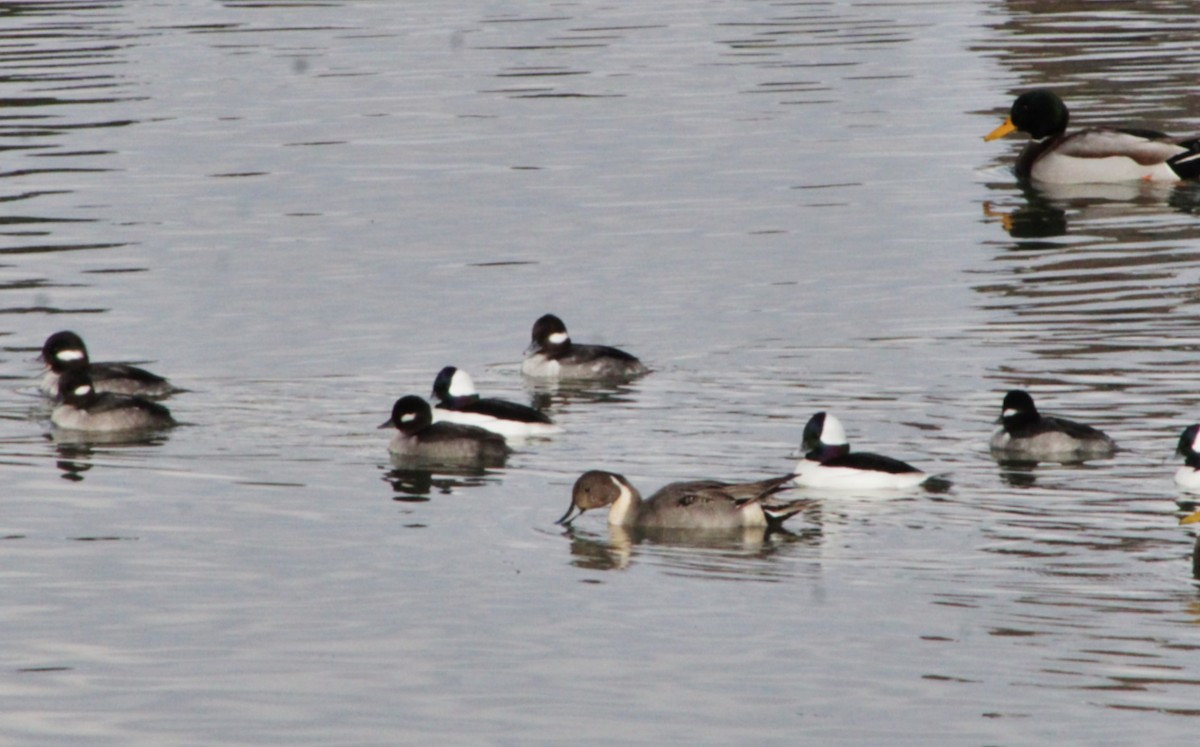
[3,0,1200,743]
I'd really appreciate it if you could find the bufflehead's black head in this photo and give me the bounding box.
[999,390,1038,427]
[381,395,433,434]
[528,314,570,353]
[801,411,848,452]
[57,368,99,407]
[431,366,478,401]
[41,331,90,372]
[1178,425,1200,459]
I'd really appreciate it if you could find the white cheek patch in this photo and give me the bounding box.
[547,332,568,345]
[1192,429,1200,452]
[57,349,85,362]
[400,412,417,423]
[1003,408,1018,418]
[73,384,93,397]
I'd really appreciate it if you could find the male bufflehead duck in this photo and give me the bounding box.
[51,368,176,433]
[556,470,808,530]
[40,330,177,399]
[520,313,647,381]
[990,389,1116,463]
[1175,425,1200,490]
[984,90,1200,184]
[380,395,509,466]
[792,412,927,490]
[430,366,559,439]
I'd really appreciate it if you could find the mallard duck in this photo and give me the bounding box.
[984,90,1200,184]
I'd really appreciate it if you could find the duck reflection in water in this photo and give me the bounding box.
[383,465,498,502]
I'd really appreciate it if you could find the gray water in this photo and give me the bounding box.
[4,0,1200,744]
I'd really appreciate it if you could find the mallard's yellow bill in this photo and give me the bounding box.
[984,117,1017,142]
[1180,510,1200,525]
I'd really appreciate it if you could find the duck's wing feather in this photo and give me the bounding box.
[1056,129,1186,165]
[822,452,920,474]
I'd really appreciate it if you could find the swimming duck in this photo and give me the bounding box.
[380,395,509,466]
[990,389,1116,462]
[430,366,558,439]
[556,470,807,530]
[1175,424,1200,490]
[51,368,176,433]
[984,90,1200,184]
[40,330,178,399]
[793,412,927,490]
[521,314,647,381]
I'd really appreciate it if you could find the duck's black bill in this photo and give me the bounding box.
[555,503,582,525]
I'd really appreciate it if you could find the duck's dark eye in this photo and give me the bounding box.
[679,494,697,506]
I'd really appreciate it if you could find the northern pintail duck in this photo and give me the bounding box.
[556,470,807,530]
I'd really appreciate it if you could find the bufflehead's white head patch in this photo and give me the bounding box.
[57,349,86,363]
[1002,408,1018,419]
[448,368,477,397]
[400,412,417,423]
[819,413,848,446]
[73,383,93,397]
[547,331,568,346]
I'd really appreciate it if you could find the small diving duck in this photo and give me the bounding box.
[430,366,559,439]
[1174,424,1200,490]
[990,389,1116,463]
[556,470,808,530]
[984,90,1200,184]
[793,412,927,490]
[51,368,176,433]
[40,330,178,399]
[521,313,647,381]
[380,395,509,466]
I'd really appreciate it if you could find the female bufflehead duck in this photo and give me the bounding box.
[793,412,927,490]
[990,389,1116,462]
[40,330,177,399]
[51,368,176,433]
[556,470,808,530]
[380,395,509,466]
[430,366,559,439]
[520,313,647,381]
[984,90,1200,184]
[1175,425,1200,490]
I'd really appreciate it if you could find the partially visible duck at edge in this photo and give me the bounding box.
[51,368,176,433]
[521,313,647,382]
[793,411,927,490]
[989,389,1116,463]
[431,366,559,439]
[1174,424,1200,491]
[39,330,178,400]
[556,470,808,531]
[985,89,1200,184]
[380,394,509,466]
